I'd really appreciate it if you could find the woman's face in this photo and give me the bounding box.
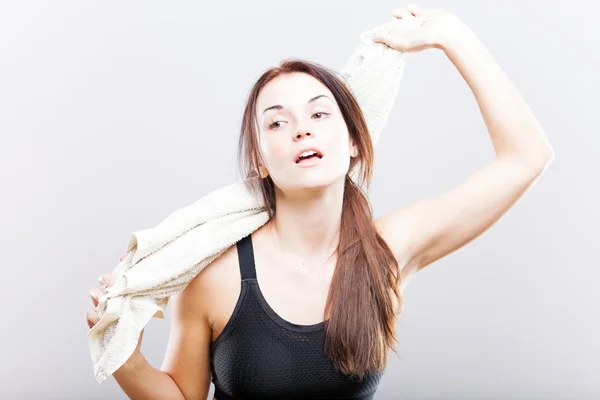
[255,72,357,194]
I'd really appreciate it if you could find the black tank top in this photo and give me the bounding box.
[209,234,386,399]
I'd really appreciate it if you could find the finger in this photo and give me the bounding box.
[372,32,409,52]
[371,32,388,45]
[392,8,412,19]
[98,273,115,287]
[89,287,105,307]
[407,3,424,16]
[119,254,127,262]
[86,309,100,329]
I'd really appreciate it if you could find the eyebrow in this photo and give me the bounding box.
[261,94,332,116]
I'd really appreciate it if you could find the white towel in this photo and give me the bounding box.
[89,16,424,384]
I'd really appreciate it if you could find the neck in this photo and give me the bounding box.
[265,179,345,273]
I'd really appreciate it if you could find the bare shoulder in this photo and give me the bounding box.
[171,244,237,317]
[185,242,242,329]
[159,242,241,399]
[188,244,237,295]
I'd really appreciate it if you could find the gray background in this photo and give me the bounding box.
[1,0,597,399]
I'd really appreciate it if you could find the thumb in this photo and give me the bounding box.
[371,32,409,52]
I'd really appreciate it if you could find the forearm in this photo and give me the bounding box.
[113,351,185,400]
[441,21,554,168]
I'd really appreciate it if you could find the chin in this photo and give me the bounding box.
[282,169,347,193]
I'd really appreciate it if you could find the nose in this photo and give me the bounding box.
[294,130,312,141]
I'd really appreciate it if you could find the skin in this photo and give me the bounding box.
[254,71,358,270]
[86,5,554,399]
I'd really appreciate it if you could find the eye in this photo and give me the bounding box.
[268,118,286,130]
[267,111,330,130]
[312,111,330,119]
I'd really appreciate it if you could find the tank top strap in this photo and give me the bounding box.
[236,234,257,281]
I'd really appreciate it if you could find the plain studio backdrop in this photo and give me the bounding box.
[0,0,597,399]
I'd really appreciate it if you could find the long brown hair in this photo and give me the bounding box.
[237,59,403,381]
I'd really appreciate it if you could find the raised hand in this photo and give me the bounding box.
[372,4,466,53]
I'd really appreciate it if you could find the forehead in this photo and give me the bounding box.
[256,72,334,113]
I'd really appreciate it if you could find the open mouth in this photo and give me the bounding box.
[295,150,324,164]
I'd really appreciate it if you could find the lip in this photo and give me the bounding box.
[293,147,324,164]
[295,155,323,168]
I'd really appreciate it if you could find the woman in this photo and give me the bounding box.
[86,5,554,399]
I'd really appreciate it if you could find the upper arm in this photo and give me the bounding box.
[376,155,551,286]
[160,271,213,400]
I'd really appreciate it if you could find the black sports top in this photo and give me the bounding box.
[209,234,385,399]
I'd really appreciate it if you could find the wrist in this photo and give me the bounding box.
[437,15,476,53]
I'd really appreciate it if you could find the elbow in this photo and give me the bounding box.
[534,145,555,172]
[532,131,556,171]
[501,145,555,177]
[521,132,556,174]
[525,147,555,177]
[497,128,555,175]
[524,128,556,172]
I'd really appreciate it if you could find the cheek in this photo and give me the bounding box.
[259,135,289,167]
[326,123,352,156]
